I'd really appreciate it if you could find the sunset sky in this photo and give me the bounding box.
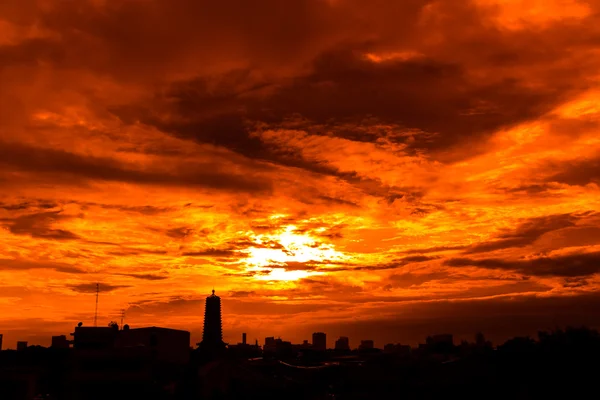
[2,0,600,349]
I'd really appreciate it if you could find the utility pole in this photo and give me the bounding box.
[94,283,99,327]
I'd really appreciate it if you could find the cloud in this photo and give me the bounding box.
[0,200,58,211]
[546,156,600,186]
[0,140,271,193]
[0,258,85,274]
[322,256,439,272]
[107,2,600,168]
[105,249,168,257]
[182,248,242,257]
[92,204,174,215]
[2,0,600,346]
[229,291,256,298]
[446,251,600,277]
[116,273,169,281]
[67,283,131,293]
[1,210,81,241]
[464,213,580,254]
[165,227,195,239]
[401,245,468,255]
[387,272,449,288]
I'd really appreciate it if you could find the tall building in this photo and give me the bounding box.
[427,334,453,346]
[199,290,225,351]
[359,340,374,350]
[312,332,327,351]
[426,334,454,353]
[335,336,350,351]
[0,333,3,351]
[475,332,486,347]
[16,341,28,351]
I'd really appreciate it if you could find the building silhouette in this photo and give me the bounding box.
[426,333,454,354]
[227,333,261,358]
[199,289,225,352]
[71,326,117,350]
[0,334,2,351]
[51,335,70,349]
[475,332,486,346]
[335,336,350,351]
[427,334,453,346]
[359,340,374,350]
[384,343,411,355]
[117,326,190,364]
[16,341,28,351]
[312,332,327,351]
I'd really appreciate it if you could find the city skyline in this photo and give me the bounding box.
[0,287,591,350]
[2,0,600,352]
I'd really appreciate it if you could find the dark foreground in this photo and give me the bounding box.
[1,327,599,400]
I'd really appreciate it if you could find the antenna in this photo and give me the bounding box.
[94,283,99,327]
[120,308,125,329]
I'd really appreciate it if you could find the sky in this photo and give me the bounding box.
[1,0,600,350]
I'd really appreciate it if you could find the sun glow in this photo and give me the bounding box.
[242,225,348,281]
[253,268,323,281]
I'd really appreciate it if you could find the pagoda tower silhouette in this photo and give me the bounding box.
[198,289,226,352]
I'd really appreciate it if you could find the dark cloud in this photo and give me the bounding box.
[546,156,600,186]
[106,248,168,256]
[298,278,363,295]
[400,255,441,263]
[0,258,84,274]
[229,291,256,298]
[68,283,131,293]
[321,255,439,272]
[563,277,589,289]
[1,210,81,241]
[223,269,272,277]
[92,204,173,215]
[165,227,194,239]
[504,184,559,196]
[4,0,600,165]
[387,272,449,288]
[13,0,437,83]
[446,251,600,278]
[400,245,468,255]
[183,238,285,260]
[182,248,241,257]
[464,213,580,254]
[0,200,58,211]
[281,262,318,271]
[0,38,66,66]
[116,273,169,281]
[314,195,360,208]
[0,141,271,193]
[112,22,598,170]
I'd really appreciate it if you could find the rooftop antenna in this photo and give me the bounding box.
[93,283,99,327]
[120,308,125,329]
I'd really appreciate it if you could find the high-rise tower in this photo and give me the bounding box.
[312,332,327,351]
[199,290,225,351]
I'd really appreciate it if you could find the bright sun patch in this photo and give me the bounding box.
[242,225,348,281]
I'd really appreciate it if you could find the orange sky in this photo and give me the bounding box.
[1,0,600,349]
